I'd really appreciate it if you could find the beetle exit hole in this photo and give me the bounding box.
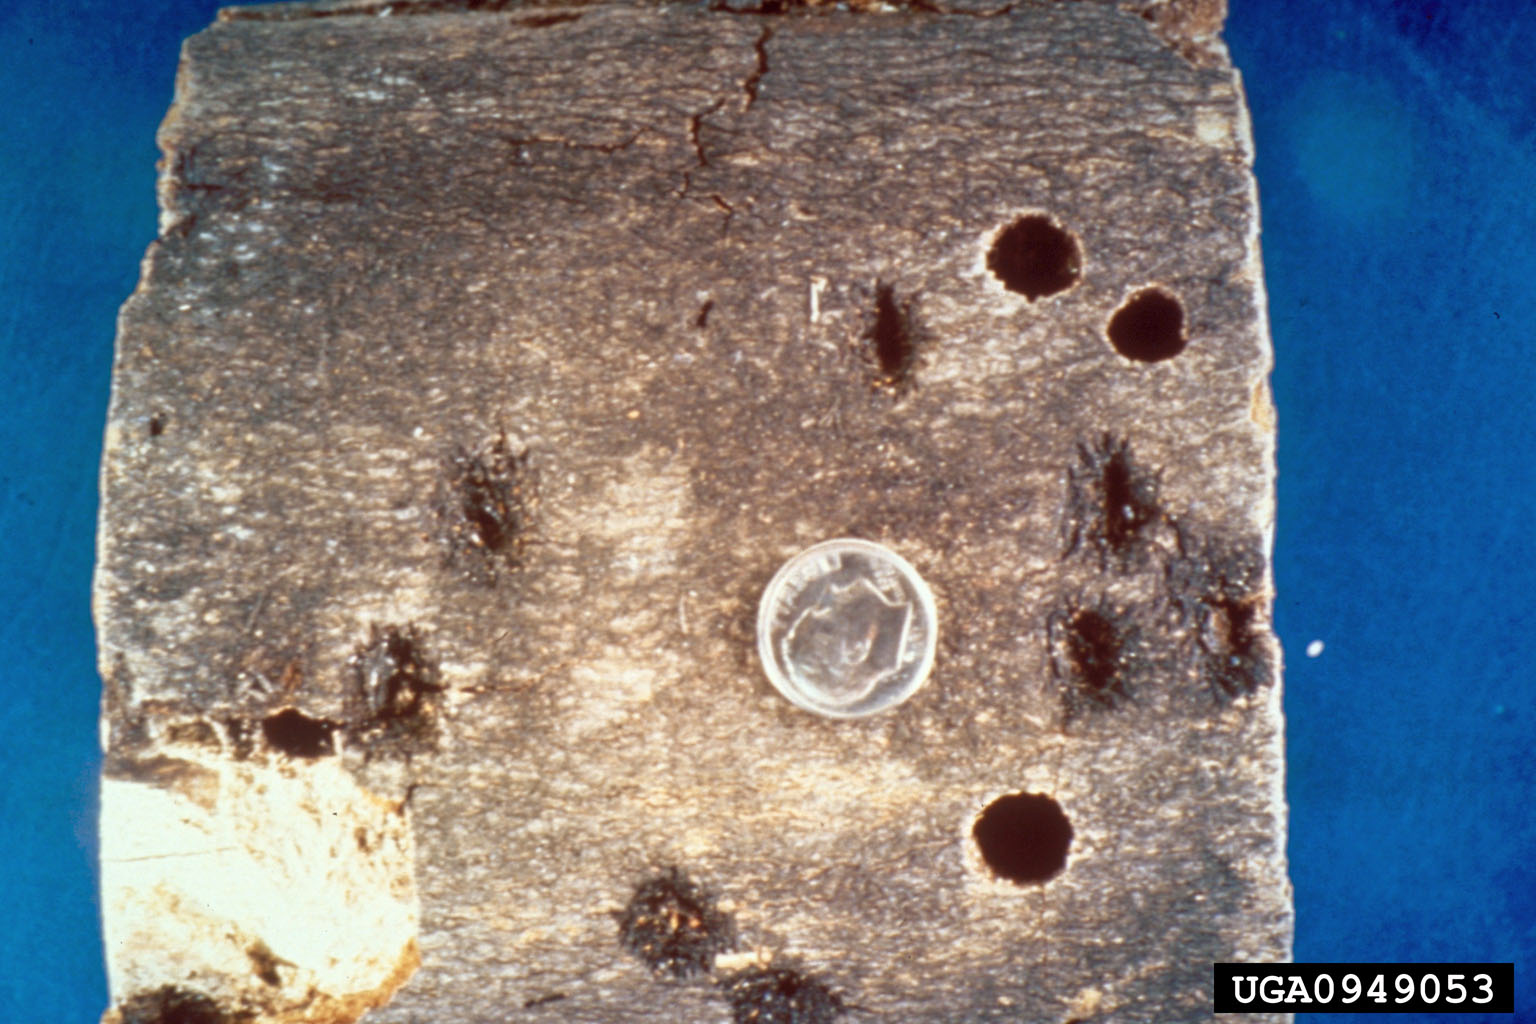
[987,215,1081,300]
[1107,287,1186,362]
[973,793,1072,884]
[260,708,336,759]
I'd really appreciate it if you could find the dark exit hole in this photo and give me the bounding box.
[1107,288,1186,362]
[987,215,1081,300]
[261,708,336,759]
[973,793,1072,884]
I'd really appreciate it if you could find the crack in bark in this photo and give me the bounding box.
[676,181,737,234]
[686,100,726,167]
[708,193,736,237]
[743,26,772,110]
[674,24,769,219]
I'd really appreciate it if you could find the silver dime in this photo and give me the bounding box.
[756,538,938,718]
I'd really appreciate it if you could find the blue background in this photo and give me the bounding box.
[1,0,1531,1020]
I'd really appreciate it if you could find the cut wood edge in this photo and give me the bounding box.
[99,751,420,1023]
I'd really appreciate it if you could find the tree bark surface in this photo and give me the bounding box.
[96,1,1290,1021]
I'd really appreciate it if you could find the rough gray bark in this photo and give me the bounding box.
[96,1,1289,1021]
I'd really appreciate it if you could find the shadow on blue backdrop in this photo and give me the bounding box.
[0,0,1530,1020]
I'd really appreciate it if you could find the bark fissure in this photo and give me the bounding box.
[687,101,726,167]
[743,26,772,110]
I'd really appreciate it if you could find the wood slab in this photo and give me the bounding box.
[96,1,1290,1020]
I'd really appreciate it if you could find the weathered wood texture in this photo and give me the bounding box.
[96,1,1289,1021]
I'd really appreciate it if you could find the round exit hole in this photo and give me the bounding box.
[973,792,1073,884]
[987,215,1081,301]
[1107,287,1187,362]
